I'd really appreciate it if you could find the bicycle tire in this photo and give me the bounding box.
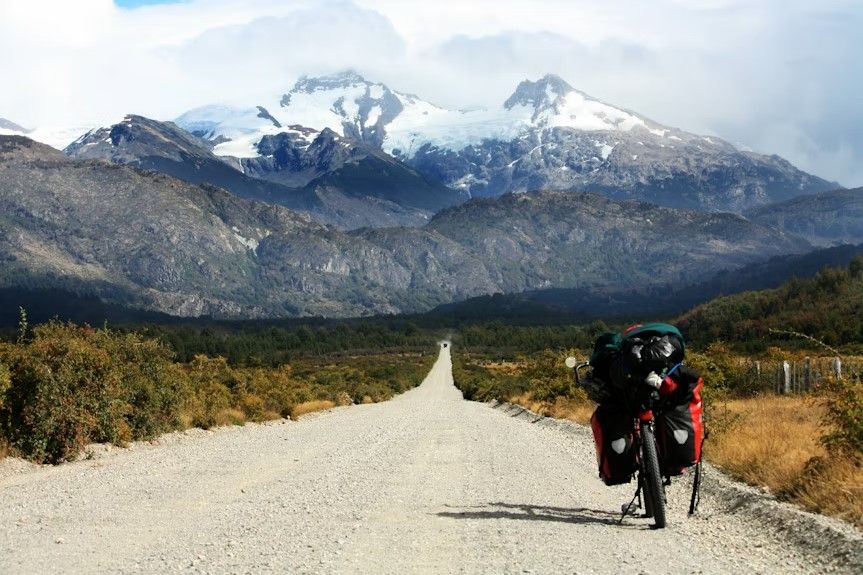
[641,472,654,518]
[641,424,667,528]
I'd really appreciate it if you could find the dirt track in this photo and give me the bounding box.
[1,345,860,574]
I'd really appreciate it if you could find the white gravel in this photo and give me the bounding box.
[1,346,860,574]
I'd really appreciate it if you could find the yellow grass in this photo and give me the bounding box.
[511,390,862,527]
[481,361,525,376]
[709,395,863,527]
[261,410,282,421]
[213,408,246,427]
[290,400,336,420]
[509,393,594,425]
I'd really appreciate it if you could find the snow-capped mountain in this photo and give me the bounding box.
[65,114,463,230]
[176,71,836,212]
[1,117,108,152]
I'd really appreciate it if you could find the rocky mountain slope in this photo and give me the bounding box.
[430,243,863,322]
[177,72,835,212]
[0,135,812,319]
[745,187,863,246]
[65,115,462,230]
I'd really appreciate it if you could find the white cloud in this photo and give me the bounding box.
[0,0,860,186]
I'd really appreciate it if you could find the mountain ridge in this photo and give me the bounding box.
[64,115,463,230]
[1,134,813,320]
[745,187,863,247]
[176,71,836,213]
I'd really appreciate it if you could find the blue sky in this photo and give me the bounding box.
[1,0,861,186]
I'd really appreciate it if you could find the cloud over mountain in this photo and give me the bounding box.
[0,0,860,186]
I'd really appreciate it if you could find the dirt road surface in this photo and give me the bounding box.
[1,346,860,574]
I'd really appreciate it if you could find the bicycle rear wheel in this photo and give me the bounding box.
[641,424,667,528]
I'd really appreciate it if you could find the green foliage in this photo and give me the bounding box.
[850,256,863,279]
[678,259,863,350]
[0,320,435,463]
[143,320,439,366]
[454,321,610,355]
[519,350,580,402]
[17,307,28,344]
[452,350,584,404]
[0,362,9,412]
[452,355,528,401]
[0,322,131,463]
[821,376,863,455]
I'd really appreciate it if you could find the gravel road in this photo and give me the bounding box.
[1,345,860,574]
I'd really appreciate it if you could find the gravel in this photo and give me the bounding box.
[1,346,860,574]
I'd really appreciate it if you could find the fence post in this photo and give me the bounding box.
[754,361,761,376]
[804,357,812,391]
[782,361,791,394]
[833,357,842,380]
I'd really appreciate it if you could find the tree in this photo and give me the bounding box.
[850,256,863,279]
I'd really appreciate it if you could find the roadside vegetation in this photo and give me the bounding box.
[452,347,863,527]
[0,316,434,464]
[450,258,863,528]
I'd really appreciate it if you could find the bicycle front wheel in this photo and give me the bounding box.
[641,424,667,528]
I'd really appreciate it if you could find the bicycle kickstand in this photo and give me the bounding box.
[619,483,642,524]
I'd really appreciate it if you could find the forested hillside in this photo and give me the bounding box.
[677,256,863,349]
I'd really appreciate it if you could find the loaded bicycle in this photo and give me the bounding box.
[565,323,705,529]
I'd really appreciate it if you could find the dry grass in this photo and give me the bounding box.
[213,408,246,427]
[261,410,282,421]
[481,361,525,376]
[509,393,594,425]
[290,400,336,420]
[709,395,863,528]
[511,391,862,527]
[709,396,826,492]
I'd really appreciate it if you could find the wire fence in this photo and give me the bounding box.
[729,356,863,395]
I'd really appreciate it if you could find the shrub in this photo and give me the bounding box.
[0,322,128,463]
[0,319,434,463]
[0,362,9,411]
[106,333,187,440]
[184,355,235,429]
[820,375,863,456]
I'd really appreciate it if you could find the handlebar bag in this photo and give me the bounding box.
[590,405,637,485]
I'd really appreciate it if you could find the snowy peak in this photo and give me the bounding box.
[503,74,651,132]
[286,70,370,96]
[276,70,404,147]
[64,114,220,165]
[176,105,280,141]
[503,74,574,112]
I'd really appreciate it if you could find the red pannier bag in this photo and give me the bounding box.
[656,366,704,476]
[590,404,637,485]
